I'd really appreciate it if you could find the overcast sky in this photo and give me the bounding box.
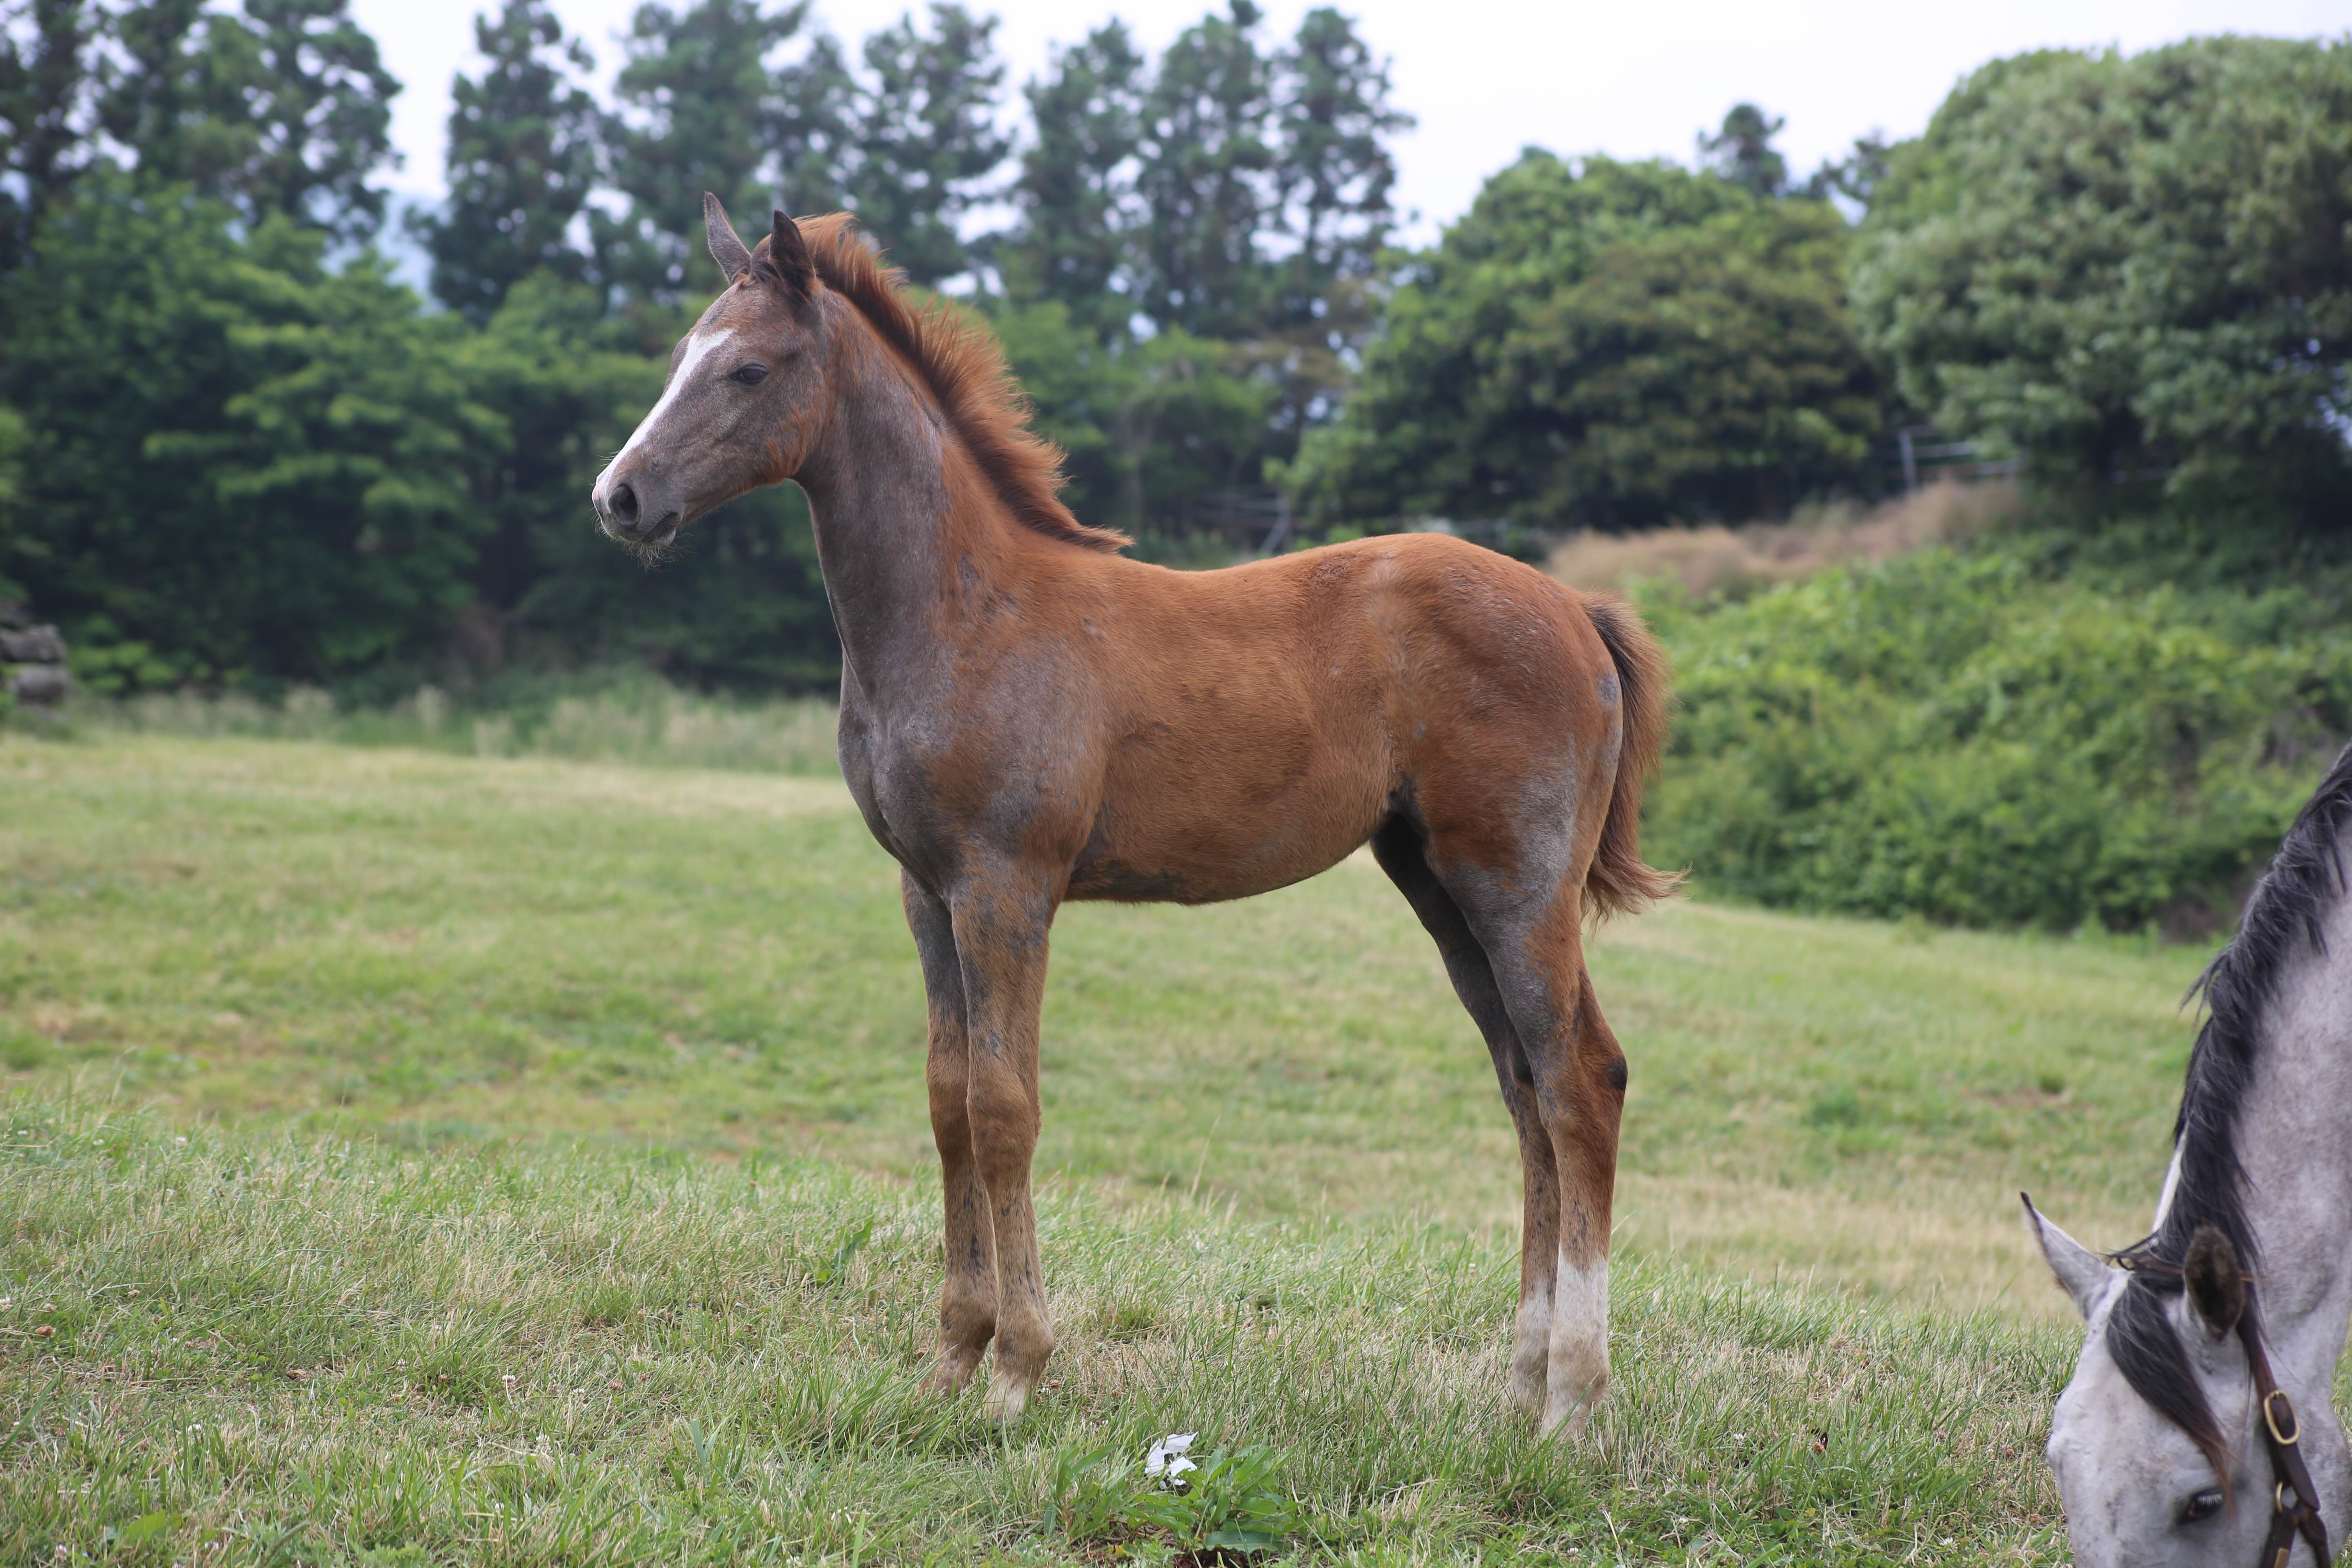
[352,0,2347,243]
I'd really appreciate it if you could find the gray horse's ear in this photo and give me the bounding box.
[2023,1194,2113,1320]
[758,209,816,299]
[704,192,753,282]
[2182,1223,2247,1339]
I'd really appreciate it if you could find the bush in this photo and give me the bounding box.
[1642,544,2352,931]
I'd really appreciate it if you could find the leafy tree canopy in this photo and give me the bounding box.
[0,176,490,682]
[2,0,399,263]
[101,0,401,240]
[1851,37,2352,519]
[1289,150,1881,532]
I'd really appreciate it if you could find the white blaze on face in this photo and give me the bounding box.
[595,327,736,491]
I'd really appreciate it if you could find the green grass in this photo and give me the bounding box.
[0,730,2294,1563]
[4,1099,2073,1565]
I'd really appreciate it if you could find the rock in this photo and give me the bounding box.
[10,664,69,706]
[0,625,66,664]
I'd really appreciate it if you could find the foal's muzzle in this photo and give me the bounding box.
[592,465,682,546]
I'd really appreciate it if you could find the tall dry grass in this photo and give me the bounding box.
[1546,480,2018,597]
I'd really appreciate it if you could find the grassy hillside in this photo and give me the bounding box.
[2,733,2216,1320]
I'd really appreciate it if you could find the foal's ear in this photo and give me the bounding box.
[756,209,816,300]
[703,192,753,283]
[2023,1193,2114,1321]
[2182,1223,2247,1339]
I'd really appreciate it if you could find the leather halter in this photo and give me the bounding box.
[2238,1297,2329,1568]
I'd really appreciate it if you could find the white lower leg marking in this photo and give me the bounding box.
[1543,1248,1610,1432]
[1510,1268,1555,1411]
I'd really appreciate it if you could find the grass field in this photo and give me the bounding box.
[0,730,2295,1563]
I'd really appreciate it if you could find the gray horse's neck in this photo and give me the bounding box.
[792,302,973,706]
[2160,842,2352,1390]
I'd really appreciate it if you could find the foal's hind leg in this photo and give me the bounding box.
[1418,822,1628,1436]
[903,875,999,1395]
[1372,820,1559,1418]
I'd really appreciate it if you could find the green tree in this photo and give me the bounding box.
[412,0,600,324]
[843,4,1009,286]
[993,298,1275,535]
[1004,4,1403,346]
[1134,0,1277,341]
[1256,8,1408,446]
[0,177,494,682]
[999,20,1148,341]
[1269,7,1409,321]
[0,0,100,270]
[97,0,402,241]
[1699,102,1787,198]
[1851,38,2352,518]
[1291,152,1881,532]
[996,5,1409,536]
[593,0,851,309]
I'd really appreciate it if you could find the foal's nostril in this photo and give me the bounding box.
[610,483,639,526]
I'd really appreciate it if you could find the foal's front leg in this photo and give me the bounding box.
[947,870,1059,1423]
[904,875,1000,1394]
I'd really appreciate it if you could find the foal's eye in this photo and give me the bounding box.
[730,364,769,385]
[2179,1489,2226,1523]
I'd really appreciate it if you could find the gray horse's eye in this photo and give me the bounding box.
[2179,1489,2225,1523]
[730,364,769,385]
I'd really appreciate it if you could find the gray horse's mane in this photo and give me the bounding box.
[2106,738,2352,1478]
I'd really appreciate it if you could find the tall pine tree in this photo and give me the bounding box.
[413,0,599,324]
[592,0,851,307]
[92,0,401,241]
[1001,20,1148,341]
[842,4,1008,286]
[1270,8,1408,320]
[1134,0,1276,341]
[0,0,103,270]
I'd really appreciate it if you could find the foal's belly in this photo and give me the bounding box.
[1065,734,1392,905]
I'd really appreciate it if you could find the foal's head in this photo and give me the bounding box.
[591,196,829,548]
[2026,1201,2286,1566]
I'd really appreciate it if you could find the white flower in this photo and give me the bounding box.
[1145,1432,1199,1490]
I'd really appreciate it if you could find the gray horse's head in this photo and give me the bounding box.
[2026,1198,2338,1567]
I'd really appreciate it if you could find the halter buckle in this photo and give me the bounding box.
[2263,1388,2301,1447]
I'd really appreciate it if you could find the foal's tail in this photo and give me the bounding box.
[1579,593,1683,924]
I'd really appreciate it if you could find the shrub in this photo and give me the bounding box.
[1641,545,2352,931]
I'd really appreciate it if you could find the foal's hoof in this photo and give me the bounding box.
[1539,1401,1593,1441]
[982,1375,1031,1425]
[920,1348,983,1399]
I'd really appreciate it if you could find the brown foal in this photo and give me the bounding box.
[591,198,1677,1435]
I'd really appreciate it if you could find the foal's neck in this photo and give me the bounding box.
[791,300,1018,703]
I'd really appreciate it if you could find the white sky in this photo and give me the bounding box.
[353,0,2348,244]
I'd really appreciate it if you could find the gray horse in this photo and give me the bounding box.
[2025,740,2352,1566]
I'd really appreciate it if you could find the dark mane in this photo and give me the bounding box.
[2105,738,2352,1480]
[763,214,1128,555]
